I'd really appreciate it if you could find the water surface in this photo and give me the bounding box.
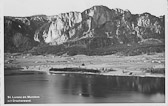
[5,71,165,103]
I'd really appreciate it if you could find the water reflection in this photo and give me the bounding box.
[5,73,165,103]
[59,74,165,98]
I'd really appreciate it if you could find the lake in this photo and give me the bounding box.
[4,71,165,103]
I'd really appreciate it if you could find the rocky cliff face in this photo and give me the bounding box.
[34,12,82,45]
[34,6,164,46]
[4,5,165,54]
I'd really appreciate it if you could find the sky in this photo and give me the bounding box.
[2,0,167,17]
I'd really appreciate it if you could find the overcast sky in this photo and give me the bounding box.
[3,0,167,17]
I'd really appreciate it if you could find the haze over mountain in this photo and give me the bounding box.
[4,5,165,56]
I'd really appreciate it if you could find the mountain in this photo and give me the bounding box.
[4,15,48,52]
[4,5,165,55]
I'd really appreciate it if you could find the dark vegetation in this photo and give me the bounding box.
[4,16,48,52]
[28,40,164,56]
[143,68,165,74]
[49,67,101,73]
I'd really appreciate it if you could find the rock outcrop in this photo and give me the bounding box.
[34,12,82,45]
[34,6,164,46]
[4,5,165,55]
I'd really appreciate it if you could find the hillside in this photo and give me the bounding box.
[4,5,165,55]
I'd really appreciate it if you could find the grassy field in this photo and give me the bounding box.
[4,52,165,77]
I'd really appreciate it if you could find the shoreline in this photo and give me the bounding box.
[4,68,165,78]
[49,71,165,78]
[4,53,165,78]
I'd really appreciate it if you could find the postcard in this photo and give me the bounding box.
[0,0,167,106]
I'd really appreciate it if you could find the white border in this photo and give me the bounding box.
[0,0,5,105]
[0,0,168,106]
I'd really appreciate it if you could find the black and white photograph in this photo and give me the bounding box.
[0,0,167,105]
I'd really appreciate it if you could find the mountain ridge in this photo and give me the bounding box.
[4,5,165,56]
